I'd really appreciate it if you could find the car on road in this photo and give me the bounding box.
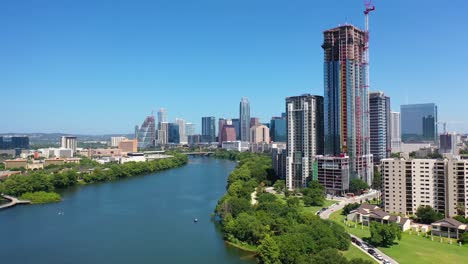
[383,260,391,264]
[355,241,362,246]
[367,249,375,255]
[361,245,369,251]
[374,254,384,261]
[351,237,357,243]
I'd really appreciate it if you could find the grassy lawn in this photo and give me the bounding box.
[330,209,468,264]
[303,199,338,214]
[341,245,378,263]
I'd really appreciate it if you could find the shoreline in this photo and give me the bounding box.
[225,240,258,253]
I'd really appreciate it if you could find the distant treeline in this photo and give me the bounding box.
[0,154,188,197]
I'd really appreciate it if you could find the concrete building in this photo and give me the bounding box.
[222,141,249,152]
[369,92,391,163]
[61,136,77,153]
[202,117,216,143]
[3,159,28,170]
[250,142,271,153]
[272,147,287,180]
[89,148,122,157]
[54,148,73,158]
[221,125,237,142]
[250,125,270,144]
[323,25,373,185]
[391,112,402,151]
[168,123,180,144]
[218,118,227,144]
[250,117,260,128]
[239,98,251,142]
[158,122,169,145]
[118,139,138,153]
[188,135,202,145]
[176,118,188,144]
[231,118,241,140]
[111,137,128,148]
[285,94,323,190]
[381,158,468,218]
[315,155,350,195]
[401,103,438,143]
[157,108,167,124]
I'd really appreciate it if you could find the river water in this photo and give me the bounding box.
[0,157,254,264]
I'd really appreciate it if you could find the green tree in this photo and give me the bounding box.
[369,222,402,247]
[257,234,281,264]
[416,206,444,224]
[460,232,468,245]
[372,167,381,190]
[302,180,325,206]
[273,180,286,193]
[349,179,369,194]
[310,249,348,264]
[342,203,360,215]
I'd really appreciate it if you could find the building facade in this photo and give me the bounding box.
[391,112,402,151]
[369,92,391,163]
[323,24,373,185]
[239,97,251,142]
[250,125,270,144]
[0,136,30,150]
[158,122,169,145]
[185,123,195,136]
[381,158,468,218]
[157,108,167,124]
[270,115,287,143]
[221,141,249,152]
[221,125,237,142]
[176,118,188,144]
[118,139,138,153]
[168,123,180,144]
[315,155,350,195]
[111,137,127,148]
[61,136,77,153]
[401,103,438,143]
[439,133,458,155]
[285,94,324,190]
[201,117,216,143]
[136,115,156,149]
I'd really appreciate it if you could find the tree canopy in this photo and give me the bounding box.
[415,206,444,224]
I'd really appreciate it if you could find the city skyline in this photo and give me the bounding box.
[2,0,468,134]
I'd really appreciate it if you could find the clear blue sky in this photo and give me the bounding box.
[1,0,467,134]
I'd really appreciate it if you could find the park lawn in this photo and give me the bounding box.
[341,245,378,263]
[330,209,468,264]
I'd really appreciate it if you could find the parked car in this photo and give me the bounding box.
[367,249,375,255]
[383,260,391,264]
[374,254,384,261]
[351,237,357,243]
[361,245,369,251]
[355,241,362,246]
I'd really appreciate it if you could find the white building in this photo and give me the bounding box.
[55,148,73,158]
[176,118,188,144]
[111,137,128,147]
[390,112,402,152]
[61,136,77,153]
[222,141,249,152]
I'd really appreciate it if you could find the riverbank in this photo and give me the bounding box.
[0,154,188,205]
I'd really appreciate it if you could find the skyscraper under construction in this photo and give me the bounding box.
[322,24,373,185]
[135,114,156,149]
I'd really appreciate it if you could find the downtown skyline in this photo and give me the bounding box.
[1,0,468,134]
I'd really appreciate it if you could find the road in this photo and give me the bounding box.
[319,191,399,264]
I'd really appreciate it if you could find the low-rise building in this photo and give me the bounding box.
[44,158,66,167]
[118,139,138,153]
[431,218,467,239]
[89,148,122,157]
[315,156,350,195]
[347,204,411,231]
[222,141,249,152]
[3,159,28,170]
[0,170,22,180]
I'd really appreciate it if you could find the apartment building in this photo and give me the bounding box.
[381,158,468,218]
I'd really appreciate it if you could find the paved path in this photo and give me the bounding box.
[0,194,31,210]
[319,191,399,264]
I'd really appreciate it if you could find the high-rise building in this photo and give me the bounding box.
[439,132,458,155]
[285,94,324,190]
[202,117,216,143]
[390,112,402,151]
[401,103,438,143]
[218,118,227,144]
[381,158,468,218]
[157,122,169,145]
[250,125,270,144]
[270,115,287,142]
[250,117,260,128]
[111,137,127,148]
[221,125,237,142]
[231,118,241,140]
[136,114,156,149]
[158,108,167,124]
[369,92,391,163]
[168,123,180,144]
[323,24,373,185]
[186,123,196,136]
[61,136,77,153]
[0,136,30,150]
[176,118,187,144]
[239,98,251,142]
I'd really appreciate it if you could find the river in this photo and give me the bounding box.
[0,157,255,264]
